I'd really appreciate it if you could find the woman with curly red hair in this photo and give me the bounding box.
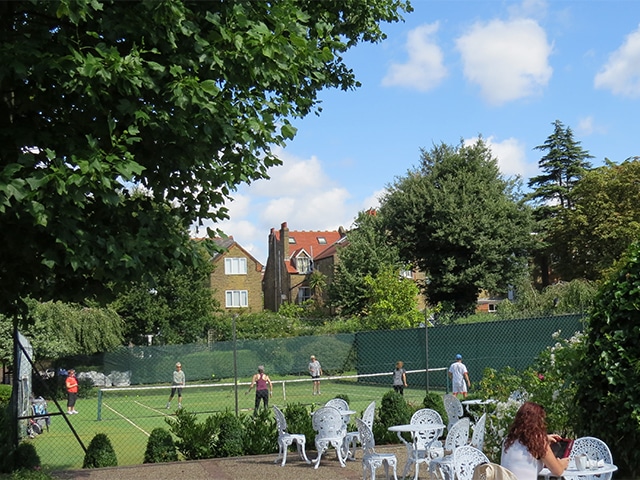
[501,401,569,479]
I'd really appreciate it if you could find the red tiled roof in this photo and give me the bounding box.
[276,229,342,273]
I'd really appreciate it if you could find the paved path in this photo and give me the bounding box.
[52,445,411,480]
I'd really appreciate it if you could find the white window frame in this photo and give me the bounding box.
[297,287,311,303]
[225,290,248,308]
[224,257,247,275]
[488,303,497,313]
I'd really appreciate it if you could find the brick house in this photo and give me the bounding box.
[209,237,264,312]
[263,222,345,312]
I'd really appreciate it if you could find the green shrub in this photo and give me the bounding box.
[211,411,244,458]
[242,408,276,455]
[166,409,214,460]
[374,390,411,444]
[0,406,14,473]
[82,433,117,468]
[13,443,40,471]
[143,428,178,463]
[77,378,96,399]
[6,468,52,480]
[0,385,11,406]
[574,241,640,478]
[334,393,350,404]
[284,403,315,448]
[422,392,446,424]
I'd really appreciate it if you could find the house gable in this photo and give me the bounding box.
[208,237,264,312]
[263,222,344,312]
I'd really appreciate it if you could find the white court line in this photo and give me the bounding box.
[134,400,172,417]
[103,403,150,437]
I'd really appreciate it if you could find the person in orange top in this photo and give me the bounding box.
[65,369,79,414]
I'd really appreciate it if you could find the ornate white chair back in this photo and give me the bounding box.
[445,417,470,451]
[313,406,345,440]
[410,408,444,449]
[356,417,377,456]
[453,445,490,480]
[470,413,487,451]
[362,401,376,429]
[564,437,613,480]
[444,394,464,430]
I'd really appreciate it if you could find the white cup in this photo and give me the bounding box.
[575,454,588,471]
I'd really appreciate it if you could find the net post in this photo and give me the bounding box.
[282,380,286,401]
[97,389,102,421]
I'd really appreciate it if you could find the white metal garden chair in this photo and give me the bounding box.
[400,408,445,480]
[564,436,613,480]
[356,417,398,480]
[312,405,347,469]
[272,405,310,466]
[429,417,471,480]
[453,445,490,480]
[344,400,376,460]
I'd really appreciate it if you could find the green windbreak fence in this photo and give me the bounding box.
[356,313,585,389]
[103,314,585,386]
[104,333,358,384]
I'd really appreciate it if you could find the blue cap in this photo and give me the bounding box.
[455,354,462,360]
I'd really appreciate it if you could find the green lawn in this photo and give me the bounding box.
[29,376,437,470]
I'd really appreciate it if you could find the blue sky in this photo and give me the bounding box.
[193,0,640,265]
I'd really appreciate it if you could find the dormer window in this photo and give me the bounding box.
[295,255,312,274]
[288,237,296,244]
[317,237,327,244]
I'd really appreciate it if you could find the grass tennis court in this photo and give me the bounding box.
[29,371,447,470]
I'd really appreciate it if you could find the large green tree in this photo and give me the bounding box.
[526,120,593,285]
[0,299,124,363]
[552,158,640,280]
[330,209,403,316]
[380,139,533,313]
[0,0,412,316]
[111,263,217,345]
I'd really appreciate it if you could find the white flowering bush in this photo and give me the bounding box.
[474,330,585,462]
[483,398,521,462]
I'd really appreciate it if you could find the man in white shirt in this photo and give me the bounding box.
[448,354,470,398]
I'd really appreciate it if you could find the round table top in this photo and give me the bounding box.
[539,463,618,477]
[311,409,357,416]
[461,399,497,406]
[388,423,446,432]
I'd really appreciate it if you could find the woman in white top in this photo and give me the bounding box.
[501,402,569,480]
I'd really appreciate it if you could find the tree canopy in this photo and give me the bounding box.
[330,209,402,315]
[110,262,217,345]
[574,241,640,477]
[0,299,124,363]
[526,120,593,286]
[551,158,640,280]
[527,120,593,210]
[0,0,411,316]
[380,139,533,313]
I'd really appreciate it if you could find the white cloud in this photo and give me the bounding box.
[193,150,361,264]
[361,189,384,212]
[576,116,607,136]
[594,25,640,97]
[382,22,448,91]
[465,136,533,178]
[507,0,548,21]
[456,19,553,105]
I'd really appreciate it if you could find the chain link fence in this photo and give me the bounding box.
[18,313,585,470]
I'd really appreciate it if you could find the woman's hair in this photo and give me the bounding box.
[504,401,549,459]
[396,361,404,368]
